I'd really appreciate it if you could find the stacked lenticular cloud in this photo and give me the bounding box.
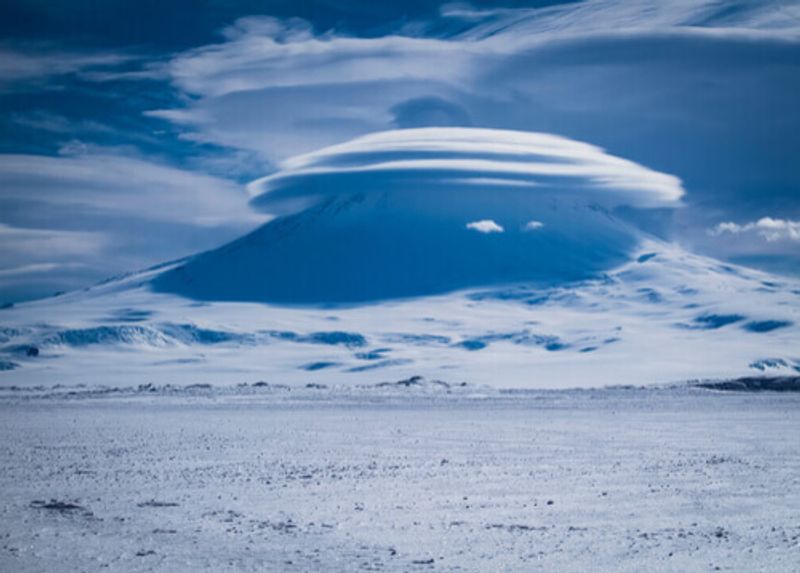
[155,128,685,304]
[248,128,684,215]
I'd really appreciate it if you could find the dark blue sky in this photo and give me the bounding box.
[1,0,798,301]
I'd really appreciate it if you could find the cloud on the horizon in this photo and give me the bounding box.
[467,219,504,234]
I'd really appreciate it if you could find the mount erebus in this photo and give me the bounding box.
[1,129,797,388]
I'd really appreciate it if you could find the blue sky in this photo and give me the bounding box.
[1,0,799,302]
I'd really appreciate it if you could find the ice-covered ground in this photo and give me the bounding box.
[0,384,798,572]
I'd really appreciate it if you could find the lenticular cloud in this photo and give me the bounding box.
[248,128,684,215]
[155,128,686,304]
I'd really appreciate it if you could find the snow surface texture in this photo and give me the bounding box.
[1,387,798,572]
[0,128,798,388]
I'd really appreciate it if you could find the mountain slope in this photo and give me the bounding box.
[1,238,798,389]
[153,191,640,304]
[0,128,797,389]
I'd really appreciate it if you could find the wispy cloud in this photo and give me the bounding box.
[0,149,265,301]
[0,45,133,91]
[145,1,800,163]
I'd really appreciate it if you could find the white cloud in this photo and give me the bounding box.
[709,218,800,242]
[466,220,504,234]
[524,220,545,231]
[144,1,800,166]
[248,127,685,214]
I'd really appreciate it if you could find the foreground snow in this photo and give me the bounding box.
[0,385,798,572]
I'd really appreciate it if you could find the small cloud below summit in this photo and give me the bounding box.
[524,220,545,231]
[467,220,504,234]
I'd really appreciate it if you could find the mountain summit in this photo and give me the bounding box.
[154,128,683,303]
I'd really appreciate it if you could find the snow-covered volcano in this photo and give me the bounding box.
[154,129,681,304]
[0,129,798,388]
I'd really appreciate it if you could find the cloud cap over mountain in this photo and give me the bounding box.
[248,128,685,216]
[155,128,684,304]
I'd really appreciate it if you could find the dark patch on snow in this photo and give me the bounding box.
[743,320,792,333]
[264,330,298,341]
[44,325,167,347]
[106,308,154,323]
[456,339,487,351]
[301,361,339,371]
[0,327,27,343]
[355,348,391,360]
[137,500,180,508]
[486,523,548,532]
[680,314,746,330]
[159,323,253,345]
[675,286,699,296]
[456,330,568,351]
[263,329,369,347]
[300,331,367,348]
[382,333,451,345]
[469,287,536,302]
[749,358,789,371]
[377,375,423,387]
[348,358,413,372]
[184,383,212,391]
[151,357,205,365]
[637,287,664,303]
[579,346,598,353]
[637,252,657,263]
[0,360,19,371]
[373,375,455,389]
[30,499,91,515]
[695,376,800,392]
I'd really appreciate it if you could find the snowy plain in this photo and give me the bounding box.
[1,384,798,572]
